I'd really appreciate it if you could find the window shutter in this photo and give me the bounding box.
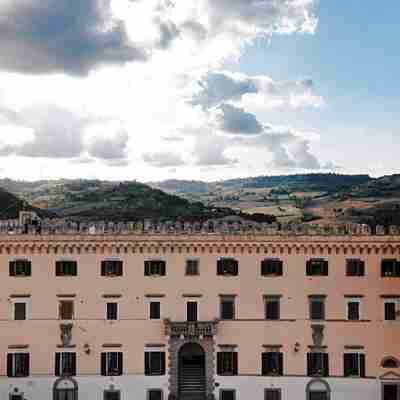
[232,352,238,375]
[72,262,77,276]
[343,354,351,377]
[217,353,223,375]
[278,353,283,375]
[306,261,312,276]
[396,262,400,277]
[117,261,123,276]
[217,260,223,275]
[261,353,268,375]
[323,353,329,377]
[277,260,283,276]
[9,261,15,276]
[55,353,61,376]
[360,354,366,377]
[307,353,312,376]
[24,353,30,376]
[261,260,268,276]
[233,260,239,276]
[117,352,123,375]
[359,260,365,276]
[144,261,150,276]
[322,260,328,276]
[160,352,166,375]
[71,353,77,376]
[101,353,107,376]
[101,261,106,276]
[145,352,150,375]
[7,354,13,377]
[56,262,62,276]
[160,261,166,276]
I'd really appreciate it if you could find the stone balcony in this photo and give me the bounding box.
[164,319,219,339]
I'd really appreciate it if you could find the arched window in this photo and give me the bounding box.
[382,357,400,369]
[306,379,331,400]
[53,377,78,400]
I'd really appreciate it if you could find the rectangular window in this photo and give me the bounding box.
[101,260,123,277]
[9,260,31,277]
[59,300,74,320]
[261,259,283,276]
[10,395,23,400]
[309,393,329,400]
[346,259,365,276]
[220,296,235,320]
[106,303,118,320]
[220,390,236,400]
[309,297,325,320]
[55,352,76,376]
[148,390,163,400]
[265,297,280,320]
[217,351,238,375]
[144,260,166,276]
[262,352,283,376]
[384,301,397,321]
[14,302,27,321]
[56,261,78,276]
[347,301,360,321]
[7,353,30,377]
[101,352,123,376]
[186,259,199,276]
[343,353,365,377]
[217,258,239,276]
[149,301,161,320]
[265,389,282,400]
[104,391,121,400]
[306,259,328,276]
[187,301,198,322]
[307,353,329,377]
[145,352,166,375]
[381,259,400,277]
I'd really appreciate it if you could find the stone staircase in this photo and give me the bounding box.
[179,363,206,400]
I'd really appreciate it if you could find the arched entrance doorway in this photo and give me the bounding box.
[306,379,331,400]
[53,377,78,400]
[179,343,206,399]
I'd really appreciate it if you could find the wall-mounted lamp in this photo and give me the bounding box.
[84,343,91,355]
[294,342,300,353]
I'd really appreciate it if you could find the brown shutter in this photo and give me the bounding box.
[160,261,166,276]
[160,352,166,375]
[277,260,283,276]
[278,352,283,375]
[217,260,223,275]
[307,353,312,376]
[360,354,366,377]
[343,354,352,377]
[145,352,150,375]
[117,352,123,375]
[56,261,63,276]
[101,353,107,376]
[323,353,329,376]
[323,260,329,276]
[232,352,238,375]
[144,261,150,276]
[217,352,223,375]
[261,352,268,375]
[7,354,13,377]
[55,353,61,376]
[233,259,239,276]
[306,261,312,276]
[101,261,107,276]
[9,261,16,276]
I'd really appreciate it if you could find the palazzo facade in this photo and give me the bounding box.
[0,230,399,400]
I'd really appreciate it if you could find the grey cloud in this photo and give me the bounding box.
[0,0,147,76]
[218,104,263,134]
[181,20,208,40]
[143,152,185,167]
[87,130,129,160]
[193,135,236,166]
[156,19,180,50]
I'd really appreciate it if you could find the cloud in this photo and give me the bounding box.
[87,130,129,160]
[193,134,237,166]
[217,103,263,134]
[143,152,185,167]
[156,19,180,49]
[0,0,147,76]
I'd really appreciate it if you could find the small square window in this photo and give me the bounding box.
[346,259,365,276]
[307,353,329,377]
[381,259,400,277]
[217,258,238,276]
[261,259,283,276]
[9,260,31,277]
[101,260,123,277]
[344,353,365,377]
[55,352,76,376]
[56,261,77,276]
[306,259,328,276]
[7,353,30,377]
[186,259,199,276]
[145,260,166,276]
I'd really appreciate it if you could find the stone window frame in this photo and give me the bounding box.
[10,296,30,321]
[305,378,331,400]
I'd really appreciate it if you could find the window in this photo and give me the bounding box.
[347,300,360,321]
[186,259,199,276]
[343,353,365,377]
[145,352,166,375]
[104,391,121,400]
[9,259,31,277]
[307,353,329,377]
[265,296,280,320]
[220,390,236,400]
[55,352,76,376]
[381,259,400,277]
[187,301,198,322]
[14,302,27,320]
[149,301,161,320]
[306,259,328,276]
[220,296,235,320]
[101,260,123,277]
[309,391,329,400]
[144,260,166,276]
[346,259,365,276]
[106,303,118,320]
[261,259,283,276]
[101,352,123,376]
[265,389,282,400]
[217,258,238,276]
[7,353,30,377]
[56,261,77,277]
[54,388,77,400]
[10,395,23,400]
[148,390,163,400]
[309,297,325,320]
[382,357,399,368]
[59,300,74,320]
[262,352,283,376]
[217,351,238,376]
[384,301,397,321]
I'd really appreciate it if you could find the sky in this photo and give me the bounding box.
[0,0,398,182]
